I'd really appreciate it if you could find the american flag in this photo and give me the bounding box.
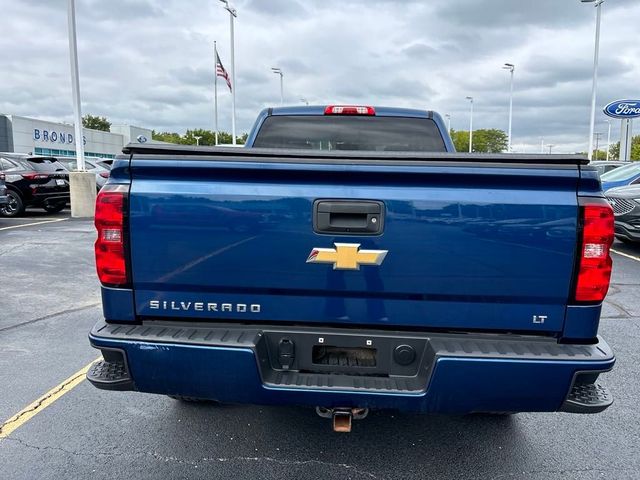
[216,52,232,92]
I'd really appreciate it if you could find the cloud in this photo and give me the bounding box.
[0,0,638,153]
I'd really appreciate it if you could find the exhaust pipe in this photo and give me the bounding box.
[316,407,369,433]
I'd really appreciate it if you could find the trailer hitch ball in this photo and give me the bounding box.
[316,407,369,433]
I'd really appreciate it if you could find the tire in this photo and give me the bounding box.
[616,236,638,245]
[168,395,219,404]
[43,202,66,214]
[1,190,25,217]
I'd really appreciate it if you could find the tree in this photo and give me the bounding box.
[608,135,640,161]
[450,128,508,153]
[152,129,247,145]
[82,114,111,132]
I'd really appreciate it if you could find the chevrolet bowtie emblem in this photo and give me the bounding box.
[306,243,388,270]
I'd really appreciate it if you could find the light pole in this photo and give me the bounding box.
[445,114,451,133]
[300,98,309,106]
[548,144,555,154]
[219,0,237,145]
[503,63,515,152]
[272,67,284,105]
[540,137,545,154]
[67,0,85,172]
[466,96,474,153]
[605,120,612,161]
[194,135,202,146]
[581,0,604,161]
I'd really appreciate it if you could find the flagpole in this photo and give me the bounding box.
[228,7,237,145]
[214,41,219,145]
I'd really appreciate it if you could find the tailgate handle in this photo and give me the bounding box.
[313,200,384,235]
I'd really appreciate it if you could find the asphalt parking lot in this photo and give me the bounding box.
[1,211,639,480]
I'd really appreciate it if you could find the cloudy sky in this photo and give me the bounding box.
[1,0,639,152]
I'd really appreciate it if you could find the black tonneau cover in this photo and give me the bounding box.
[123,143,588,166]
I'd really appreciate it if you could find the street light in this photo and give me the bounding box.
[445,114,451,133]
[67,0,85,172]
[219,0,237,145]
[502,63,515,152]
[547,144,555,154]
[300,98,309,106]
[194,135,202,146]
[272,67,284,105]
[466,96,474,153]
[605,120,612,161]
[581,0,604,161]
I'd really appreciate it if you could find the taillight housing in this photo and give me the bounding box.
[99,172,110,178]
[95,184,129,287]
[573,198,614,303]
[324,105,376,116]
[22,172,49,181]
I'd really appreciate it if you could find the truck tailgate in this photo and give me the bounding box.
[128,154,580,333]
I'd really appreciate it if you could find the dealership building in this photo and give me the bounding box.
[0,114,154,159]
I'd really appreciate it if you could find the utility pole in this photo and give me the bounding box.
[445,114,451,133]
[548,144,555,154]
[593,132,602,160]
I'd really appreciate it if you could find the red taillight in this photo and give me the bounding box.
[324,105,376,116]
[95,184,128,286]
[22,172,49,180]
[573,199,614,303]
[99,172,110,178]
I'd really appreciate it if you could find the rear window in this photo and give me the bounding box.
[253,115,446,152]
[23,158,67,173]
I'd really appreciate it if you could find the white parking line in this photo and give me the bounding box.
[611,248,640,263]
[0,218,68,231]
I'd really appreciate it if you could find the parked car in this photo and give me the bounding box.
[0,154,69,217]
[0,171,8,208]
[56,157,110,190]
[605,185,640,244]
[590,161,626,176]
[600,161,640,192]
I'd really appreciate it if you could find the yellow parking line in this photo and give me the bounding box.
[0,357,100,439]
[0,218,68,231]
[611,248,640,263]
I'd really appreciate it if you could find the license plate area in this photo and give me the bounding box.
[262,330,426,378]
[312,345,377,368]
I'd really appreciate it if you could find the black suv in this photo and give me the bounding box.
[0,154,70,217]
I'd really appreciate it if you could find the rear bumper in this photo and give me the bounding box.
[88,321,615,414]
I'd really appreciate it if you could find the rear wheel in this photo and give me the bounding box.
[43,202,66,214]
[1,191,25,217]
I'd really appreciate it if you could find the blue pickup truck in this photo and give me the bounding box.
[88,106,615,431]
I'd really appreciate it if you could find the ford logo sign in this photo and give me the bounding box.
[603,99,640,119]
